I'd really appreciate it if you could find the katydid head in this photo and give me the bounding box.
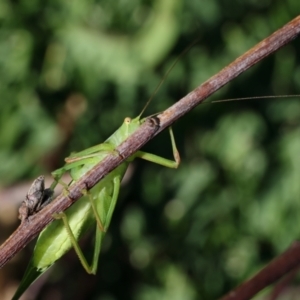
[123,116,144,135]
[106,115,145,146]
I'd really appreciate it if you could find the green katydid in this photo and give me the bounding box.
[12,104,180,299]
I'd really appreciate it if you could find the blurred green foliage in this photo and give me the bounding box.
[2,0,300,299]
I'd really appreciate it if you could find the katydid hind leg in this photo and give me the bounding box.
[53,212,99,274]
[103,176,121,231]
[88,176,121,232]
[52,176,122,274]
[82,176,122,272]
[82,189,105,232]
[91,223,103,274]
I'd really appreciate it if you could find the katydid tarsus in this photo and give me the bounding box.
[12,105,180,299]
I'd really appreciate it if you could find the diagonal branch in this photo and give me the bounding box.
[220,241,300,300]
[1,16,300,280]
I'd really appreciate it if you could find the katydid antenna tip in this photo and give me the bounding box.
[211,95,300,103]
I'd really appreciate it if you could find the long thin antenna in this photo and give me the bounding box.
[139,37,202,117]
[211,95,299,103]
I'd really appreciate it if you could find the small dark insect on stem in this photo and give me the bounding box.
[18,176,53,223]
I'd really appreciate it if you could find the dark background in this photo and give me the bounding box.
[1,0,300,299]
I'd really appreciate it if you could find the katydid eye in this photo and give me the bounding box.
[124,117,131,124]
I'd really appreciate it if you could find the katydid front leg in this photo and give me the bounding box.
[135,127,180,168]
